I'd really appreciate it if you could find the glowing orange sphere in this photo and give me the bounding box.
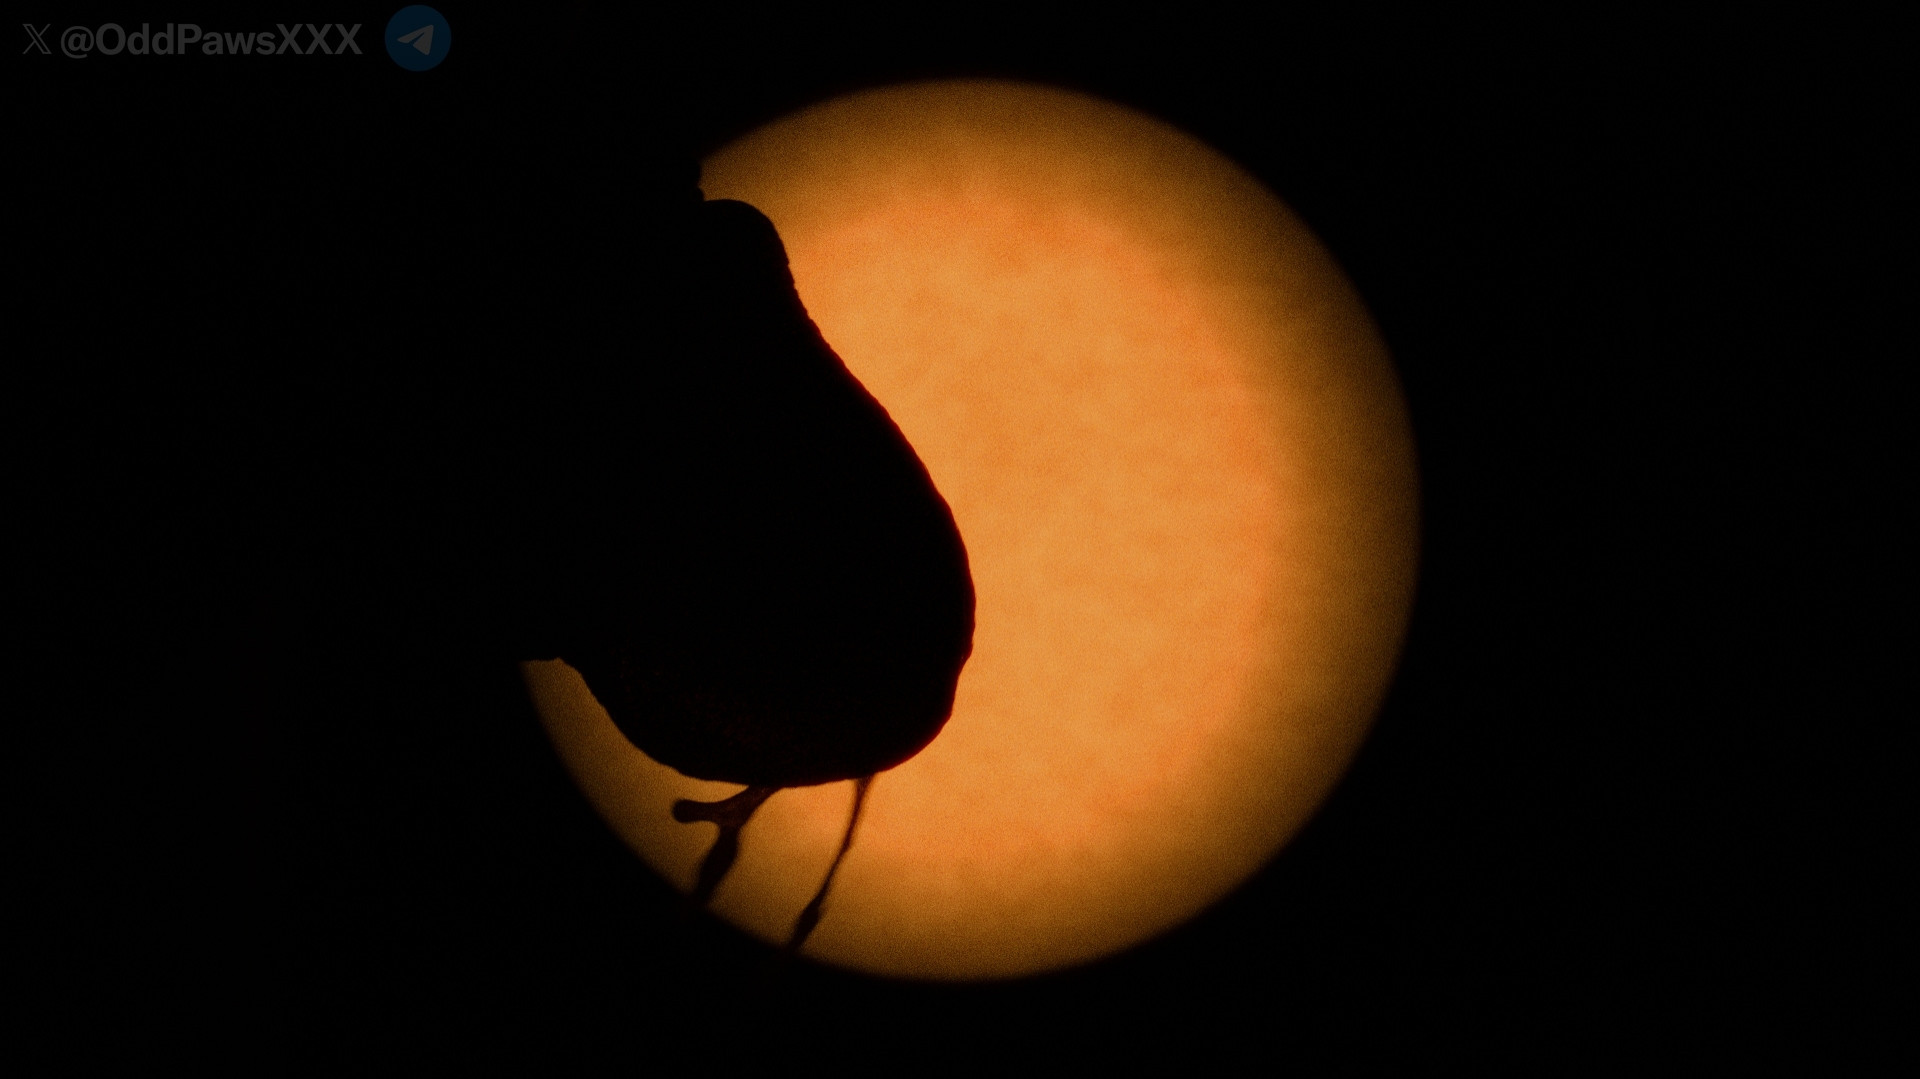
[525,79,1418,979]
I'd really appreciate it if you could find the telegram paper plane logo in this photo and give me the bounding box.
[385,5,449,71]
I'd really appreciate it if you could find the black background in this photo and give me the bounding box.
[10,6,1900,1069]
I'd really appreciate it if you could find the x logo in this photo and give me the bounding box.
[22,23,50,55]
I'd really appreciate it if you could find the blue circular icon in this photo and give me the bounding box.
[385,5,449,71]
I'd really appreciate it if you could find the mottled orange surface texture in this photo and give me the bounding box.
[524,80,1417,979]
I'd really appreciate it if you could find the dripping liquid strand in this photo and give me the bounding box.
[671,774,876,953]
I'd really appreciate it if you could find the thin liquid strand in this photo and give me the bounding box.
[787,774,875,953]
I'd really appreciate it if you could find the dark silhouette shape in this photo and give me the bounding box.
[541,199,976,939]
[14,35,974,973]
